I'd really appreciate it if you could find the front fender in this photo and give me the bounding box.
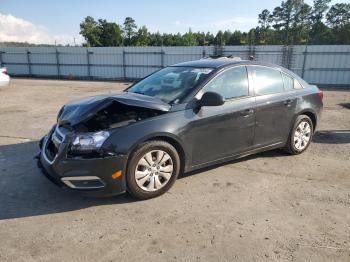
[102,111,189,157]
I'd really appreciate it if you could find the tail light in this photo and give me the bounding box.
[2,69,8,75]
[317,90,324,102]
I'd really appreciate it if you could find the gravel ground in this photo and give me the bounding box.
[0,78,349,262]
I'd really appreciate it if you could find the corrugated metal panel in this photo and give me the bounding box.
[301,45,350,86]
[26,47,57,76]
[0,45,349,86]
[0,47,29,75]
[254,45,284,65]
[124,46,162,78]
[222,46,250,60]
[88,47,123,79]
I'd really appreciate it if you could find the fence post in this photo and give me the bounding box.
[248,45,256,60]
[122,48,126,80]
[55,48,60,79]
[282,45,287,68]
[0,51,3,67]
[301,46,308,78]
[202,47,206,58]
[161,48,165,68]
[26,49,32,76]
[214,45,223,57]
[86,49,92,79]
[287,45,294,70]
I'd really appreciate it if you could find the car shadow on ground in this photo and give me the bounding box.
[1,130,345,220]
[1,140,290,220]
[313,130,350,144]
[0,141,133,220]
[339,103,350,110]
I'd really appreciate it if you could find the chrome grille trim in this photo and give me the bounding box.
[43,137,55,164]
[42,126,66,164]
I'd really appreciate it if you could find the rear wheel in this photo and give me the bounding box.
[126,140,180,200]
[285,115,313,155]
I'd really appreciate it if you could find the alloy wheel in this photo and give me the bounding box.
[293,121,311,151]
[135,150,174,192]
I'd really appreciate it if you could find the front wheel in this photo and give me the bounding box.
[126,140,180,200]
[284,115,314,155]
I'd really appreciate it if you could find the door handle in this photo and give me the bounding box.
[283,99,293,106]
[240,109,254,117]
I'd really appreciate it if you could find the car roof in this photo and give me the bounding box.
[171,57,285,70]
[171,58,309,87]
[170,57,295,72]
[172,58,281,70]
[172,58,245,68]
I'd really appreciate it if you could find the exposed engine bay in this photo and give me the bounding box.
[73,102,164,132]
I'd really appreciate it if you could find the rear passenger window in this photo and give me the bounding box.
[249,66,284,95]
[282,73,294,91]
[202,66,249,100]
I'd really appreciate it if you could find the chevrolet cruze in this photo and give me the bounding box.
[37,58,323,200]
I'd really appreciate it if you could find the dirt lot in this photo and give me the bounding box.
[0,78,349,262]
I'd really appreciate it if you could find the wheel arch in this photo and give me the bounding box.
[297,109,317,132]
[127,133,187,174]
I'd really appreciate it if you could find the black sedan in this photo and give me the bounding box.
[38,58,323,199]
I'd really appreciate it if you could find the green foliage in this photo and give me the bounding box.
[80,16,102,47]
[123,17,137,46]
[326,3,350,27]
[326,3,350,44]
[134,26,150,46]
[80,16,123,47]
[269,0,311,44]
[78,1,350,47]
[255,0,350,45]
[98,19,123,46]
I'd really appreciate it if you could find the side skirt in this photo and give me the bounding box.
[186,141,285,173]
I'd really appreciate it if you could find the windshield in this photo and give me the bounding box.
[127,66,213,104]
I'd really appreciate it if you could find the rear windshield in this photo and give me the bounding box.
[127,66,213,104]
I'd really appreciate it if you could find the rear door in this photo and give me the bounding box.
[247,66,296,147]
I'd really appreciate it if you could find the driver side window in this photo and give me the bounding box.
[202,66,249,100]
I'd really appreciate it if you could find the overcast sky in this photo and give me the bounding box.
[0,0,346,45]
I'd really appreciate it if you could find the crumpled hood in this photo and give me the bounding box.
[58,92,171,126]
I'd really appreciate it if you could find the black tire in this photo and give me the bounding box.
[126,140,181,200]
[284,114,314,155]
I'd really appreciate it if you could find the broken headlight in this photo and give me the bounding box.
[70,131,110,153]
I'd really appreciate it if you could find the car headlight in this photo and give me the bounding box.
[70,131,110,153]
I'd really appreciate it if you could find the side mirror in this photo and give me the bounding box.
[197,92,225,107]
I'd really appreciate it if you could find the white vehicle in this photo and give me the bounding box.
[0,68,10,87]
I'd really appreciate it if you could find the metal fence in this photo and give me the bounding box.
[0,45,349,87]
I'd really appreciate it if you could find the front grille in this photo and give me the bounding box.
[45,138,59,161]
[55,129,64,141]
[44,126,66,162]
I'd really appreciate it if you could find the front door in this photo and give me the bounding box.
[189,66,256,166]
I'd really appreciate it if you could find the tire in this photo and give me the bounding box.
[126,140,181,200]
[284,114,314,155]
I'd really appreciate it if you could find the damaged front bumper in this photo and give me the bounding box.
[37,125,128,197]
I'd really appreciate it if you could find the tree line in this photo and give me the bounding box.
[80,0,350,47]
